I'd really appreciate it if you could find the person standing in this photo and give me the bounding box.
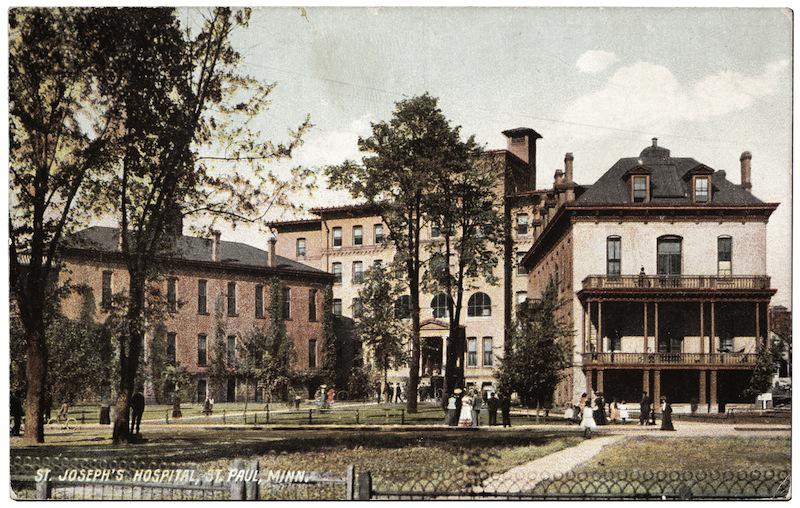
[458,393,474,428]
[581,398,598,439]
[618,400,630,424]
[10,392,23,436]
[446,394,458,426]
[130,386,145,436]
[594,392,607,425]
[660,397,675,431]
[610,399,620,423]
[639,392,651,425]
[487,392,499,426]
[471,390,481,427]
[500,393,512,427]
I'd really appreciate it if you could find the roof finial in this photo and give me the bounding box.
[652,137,658,147]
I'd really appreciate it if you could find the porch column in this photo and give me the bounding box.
[699,302,705,355]
[755,302,761,350]
[709,370,718,412]
[642,369,650,395]
[698,370,707,408]
[710,301,716,353]
[586,369,593,394]
[643,302,648,353]
[597,369,604,393]
[653,369,661,413]
[598,301,603,353]
[654,302,659,351]
[441,337,447,372]
[582,302,588,354]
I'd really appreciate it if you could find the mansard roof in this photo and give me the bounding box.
[576,141,763,206]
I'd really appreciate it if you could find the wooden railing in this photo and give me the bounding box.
[582,352,757,366]
[582,275,771,291]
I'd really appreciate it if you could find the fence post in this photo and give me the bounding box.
[384,409,389,425]
[355,472,372,500]
[81,411,85,424]
[245,459,260,500]
[266,406,270,424]
[229,459,246,500]
[355,410,360,425]
[165,411,169,424]
[345,465,355,500]
[35,472,52,500]
[401,409,405,425]
[223,409,226,424]
[309,409,313,424]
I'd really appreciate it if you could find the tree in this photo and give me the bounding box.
[258,279,296,401]
[162,363,192,418]
[319,285,338,385]
[496,277,571,409]
[206,294,230,401]
[148,324,170,404]
[746,337,781,398]
[327,94,462,412]
[423,143,503,406]
[355,265,408,403]
[87,7,313,443]
[9,7,120,443]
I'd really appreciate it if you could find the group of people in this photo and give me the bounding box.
[569,390,675,438]
[445,389,511,428]
[315,385,336,409]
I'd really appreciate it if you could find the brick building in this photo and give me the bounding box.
[522,139,779,412]
[60,226,334,402]
[270,128,587,397]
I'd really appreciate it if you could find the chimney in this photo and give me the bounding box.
[554,169,565,187]
[211,230,221,262]
[502,127,542,190]
[652,137,658,147]
[266,230,277,267]
[740,151,752,193]
[564,152,574,183]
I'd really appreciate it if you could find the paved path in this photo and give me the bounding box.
[480,434,627,494]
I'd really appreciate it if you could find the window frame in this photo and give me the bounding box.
[431,293,452,319]
[332,298,342,316]
[693,176,710,203]
[332,262,343,284]
[352,261,364,284]
[255,284,264,319]
[656,236,683,277]
[717,235,732,277]
[308,339,318,368]
[296,238,307,259]
[227,281,237,316]
[467,292,492,317]
[197,279,208,315]
[167,332,177,365]
[353,225,363,246]
[282,286,291,320]
[516,252,528,275]
[482,337,494,367]
[467,337,478,367]
[332,227,342,248]
[101,271,113,309]
[308,288,317,321]
[606,236,622,276]
[632,175,650,203]
[374,224,384,244]
[197,334,208,367]
[395,295,411,320]
[516,213,529,235]
[227,335,237,364]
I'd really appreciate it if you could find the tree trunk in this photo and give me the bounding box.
[407,269,420,414]
[112,277,145,444]
[23,326,47,444]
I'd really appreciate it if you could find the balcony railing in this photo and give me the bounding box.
[582,352,757,366]
[582,275,771,291]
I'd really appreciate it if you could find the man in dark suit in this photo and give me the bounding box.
[487,392,499,426]
[639,392,651,425]
[130,386,146,436]
[500,393,512,427]
[10,392,23,436]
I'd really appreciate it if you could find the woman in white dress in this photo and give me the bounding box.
[618,400,630,424]
[581,399,597,438]
[458,394,474,428]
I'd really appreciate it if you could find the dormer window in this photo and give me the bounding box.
[632,175,649,203]
[693,176,710,203]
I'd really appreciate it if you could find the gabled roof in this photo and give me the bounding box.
[65,226,328,276]
[576,141,763,206]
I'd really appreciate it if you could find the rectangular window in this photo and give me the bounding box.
[255,284,264,319]
[718,236,732,277]
[308,339,317,368]
[332,227,342,248]
[431,224,441,238]
[374,224,384,244]
[632,175,648,203]
[227,335,237,364]
[516,214,529,235]
[283,287,291,319]
[167,332,177,364]
[352,261,364,283]
[197,279,207,314]
[516,252,528,275]
[607,237,621,276]
[197,334,207,367]
[332,262,342,284]
[467,337,478,367]
[352,298,363,318]
[101,271,113,309]
[167,277,177,312]
[227,281,237,316]
[296,238,306,258]
[308,289,318,321]
[332,299,342,316]
[483,337,493,367]
[197,379,207,403]
[694,177,709,203]
[353,225,363,246]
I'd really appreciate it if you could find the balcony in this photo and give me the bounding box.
[582,352,757,368]
[581,275,772,292]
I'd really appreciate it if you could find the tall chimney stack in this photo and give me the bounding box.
[564,152,574,183]
[740,151,752,193]
[266,230,277,267]
[211,230,221,262]
[502,127,543,191]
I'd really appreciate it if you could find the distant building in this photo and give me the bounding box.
[522,139,779,412]
[60,226,334,402]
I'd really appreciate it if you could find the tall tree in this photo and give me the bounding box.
[9,7,119,443]
[423,143,503,406]
[355,265,408,403]
[206,294,230,401]
[326,94,462,412]
[746,337,781,398]
[87,8,312,443]
[496,277,571,409]
[258,279,295,401]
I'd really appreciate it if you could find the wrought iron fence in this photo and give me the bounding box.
[368,469,791,500]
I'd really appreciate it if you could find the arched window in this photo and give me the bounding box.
[657,236,682,276]
[394,295,411,320]
[431,293,452,319]
[467,292,492,317]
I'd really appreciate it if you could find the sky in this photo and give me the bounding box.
[193,7,792,307]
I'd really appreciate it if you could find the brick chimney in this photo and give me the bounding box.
[211,230,221,262]
[502,127,542,189]
[740,151,752,193]
[266,230,277,267]
[564,152,574,183]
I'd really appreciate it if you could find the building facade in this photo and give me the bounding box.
[270,128,586,396]
[522,139,779,412]
[60,226,334,402]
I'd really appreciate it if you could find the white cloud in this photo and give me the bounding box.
[293,114,373,167]
[562,59,789,138]
[575,50,618,74]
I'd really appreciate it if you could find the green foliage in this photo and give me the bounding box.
[161,363,193,402]
[496,277,571,408]
[320,285,338,383]
[148,323,170,403]
[746,337,782,398]
[206,294,230,400]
